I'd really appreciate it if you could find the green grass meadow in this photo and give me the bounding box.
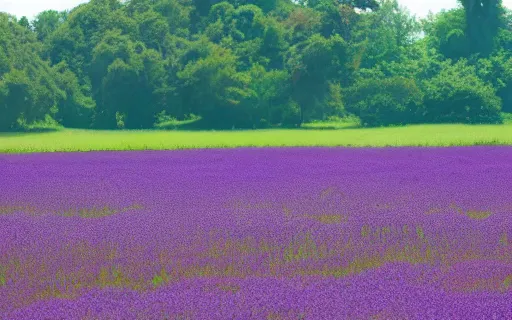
[2,122,512,154]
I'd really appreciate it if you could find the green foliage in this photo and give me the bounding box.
[243,0,279,13]
[324,82,345,117]
[0,69,33,130]
[301,114,360,129]
[32,10,67,42]
[153,0,191,37]
[423,9,470,60]
[17,114,63,132]
[0,265,5,287]
[53,61,96,128]
[244,64,294,126]
[423,60,502,124]
[457,0,504,57]
[284,7,321,44]
[351,0,421,69]
[233,5,265,41]
[177,42,251,128]
[136,10,169,51]
[0,13,65,131]
[151,274,164,287]
[18,16,31,30]
[1,0,512,132]
[287,34,349,123]
[503,112,512,123]
[315,2,361,40]
[260,17,288,69]
[345,77,424,126]
[476,52,512,112]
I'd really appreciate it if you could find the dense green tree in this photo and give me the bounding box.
[351,0,421,69]
[0,13,65,130]
[152,0,192,39]
[495,8,512,51]
[423,59,502,123]
[244,64,293,126]
[18,16,31,30]
[90,29,137,128]
[53,62,96,128]
[287,34,348,123]
[238,0,279,13]
[284,7,322,44]
[260,17,289,69]
[1,0,511,131]
[476,52,512,112]
[423,9,470,60]
[32,10,68,42]
[103,9,138,39]
[312,1,361,40]
[233,5,266,41]
[136,10,169,51]
[46,0,121,80]
[306,0,379,40]
[345,76,424,126]
[0,69,33,130]
[458,0,504,57]
[177,41,252,128]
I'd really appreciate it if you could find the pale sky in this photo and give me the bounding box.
[0,0,511,20]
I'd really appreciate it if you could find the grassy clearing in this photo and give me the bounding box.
[1,123,512,153]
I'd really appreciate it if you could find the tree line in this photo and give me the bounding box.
[0,0,511,130]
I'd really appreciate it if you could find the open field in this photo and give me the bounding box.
[1,147,512,318]
[2,123,512,153]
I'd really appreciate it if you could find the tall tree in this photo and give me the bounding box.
[0,13,65,131]
[1,0,510,132]
[423,9,470,60]
[351,0,421,69]
[32,10,67,42]
[458,0,504,56]
[287,34,348,123]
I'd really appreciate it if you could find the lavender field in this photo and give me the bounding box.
[1,147,512,319]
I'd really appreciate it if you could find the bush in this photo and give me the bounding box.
[423,60,502,124]
[258,118,270,129]
[502,112,512,124]
[476,54,512,113]
[115,111,126,129]
[344,77,424,126]
[279,99,301,127]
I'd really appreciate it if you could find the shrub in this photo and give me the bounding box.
[423,60,502,124]
[115,111,126,129]
[344,76,424,126]
[279,99,301,127]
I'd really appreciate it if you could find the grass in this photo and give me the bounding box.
[14,114,64,133]
[299,120,359,130]
[2,122,512,153]
[153,116,202,130]
[299,115,361,130]
[502,112,512,124]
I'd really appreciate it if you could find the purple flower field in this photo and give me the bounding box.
[1,147,512,319]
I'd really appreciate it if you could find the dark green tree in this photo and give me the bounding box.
[458,0,504,57]
[423,59,502,123]
[0,13,65,131]
[287,34,348,123]
[32,10,67,42]
[344,76,424,126]
[1,0,511,132]
[423,9,470,60]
